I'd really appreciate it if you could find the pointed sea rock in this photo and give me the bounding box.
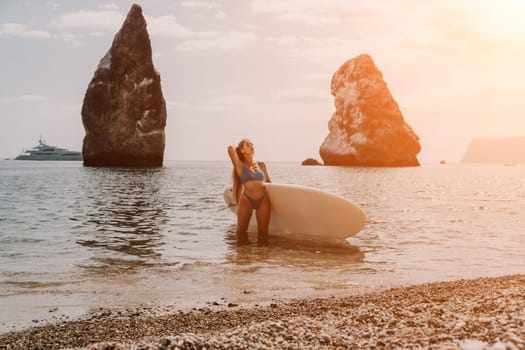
[81,4,167,166]
[319,54,421,166]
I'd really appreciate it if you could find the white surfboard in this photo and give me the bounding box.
[223,183,365,239]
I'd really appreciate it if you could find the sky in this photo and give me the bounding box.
[1,0,525,163]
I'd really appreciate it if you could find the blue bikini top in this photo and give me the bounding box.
[239,162,265,183]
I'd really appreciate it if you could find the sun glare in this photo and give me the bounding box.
[480,0,525,41]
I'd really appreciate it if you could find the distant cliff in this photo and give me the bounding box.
[462,137,525,163]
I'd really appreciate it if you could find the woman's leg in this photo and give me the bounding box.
[255,195,271,245]
[236,196,252,245]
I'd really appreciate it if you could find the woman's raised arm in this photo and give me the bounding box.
[227,145,243,175]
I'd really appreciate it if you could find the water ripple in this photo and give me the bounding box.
[1,161,524,321]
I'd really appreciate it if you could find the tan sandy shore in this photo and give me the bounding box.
[1,275,523,350]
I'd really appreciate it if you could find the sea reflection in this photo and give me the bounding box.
[76,167,170,272]
[224,225,364,268]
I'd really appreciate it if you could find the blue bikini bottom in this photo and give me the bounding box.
[243,192,267,210]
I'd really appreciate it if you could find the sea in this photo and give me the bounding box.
[0,160,524,333]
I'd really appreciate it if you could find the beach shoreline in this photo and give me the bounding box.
[1,274,523,349]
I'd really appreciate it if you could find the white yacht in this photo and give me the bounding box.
[15,137,82,161]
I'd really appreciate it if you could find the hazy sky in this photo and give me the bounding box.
[1,0,524,163]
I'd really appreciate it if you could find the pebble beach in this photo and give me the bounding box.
[1,274,523,350]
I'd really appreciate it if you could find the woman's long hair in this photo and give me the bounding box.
[232,139,247,204]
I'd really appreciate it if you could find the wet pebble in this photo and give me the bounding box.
[1,275,524,350]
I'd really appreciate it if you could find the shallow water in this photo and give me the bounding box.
[0,160,524,332]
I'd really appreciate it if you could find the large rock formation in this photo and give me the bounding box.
[82,4,166,166]
[319,54,420,166]
[462,137,525,163]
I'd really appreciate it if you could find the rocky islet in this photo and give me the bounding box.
[320,54,421,167]
[81,4,167,167]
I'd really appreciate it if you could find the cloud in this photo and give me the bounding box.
[179,93,258,112]
[45,2,61,10]
[0,23,51,39]
[46,9,126,45]
[249,0,377,26]
[275,88,330,104]
[166,100,192,111]
[56,32,82,46]
[0,95,49,104]
[98,4,119,11]
[146,15,217,38]
[240,22,263,31]
[166,94,259,114]
[262,35,364,67]
[2,9,125,44]
[51,10,124,32]
[180,0,228,21]
[180,1,227,21]
[37,6,242,51]
[300,73,331,82]
[176,30,258,51]
[188,11,228,21]
[215,11,228,20]
[273,12,339,26]
[181,1,222,10]
[50,9,216,41]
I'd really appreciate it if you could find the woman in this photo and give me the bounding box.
[227,139,271,245]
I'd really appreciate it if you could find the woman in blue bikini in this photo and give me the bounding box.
[227,139,271,245]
